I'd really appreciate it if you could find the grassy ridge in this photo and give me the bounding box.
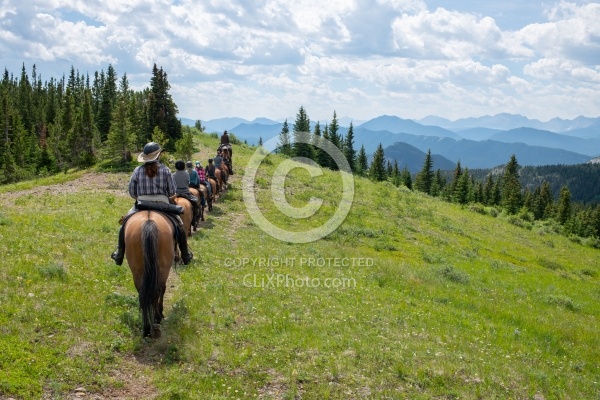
[0,134,599,399]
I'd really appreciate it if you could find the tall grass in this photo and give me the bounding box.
[0,133,598,399]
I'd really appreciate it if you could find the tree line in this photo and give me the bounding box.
[0,63,190,184]
[384,149,600,241]
[277,107,600,242]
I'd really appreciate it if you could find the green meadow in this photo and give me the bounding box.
[1,133,599,399]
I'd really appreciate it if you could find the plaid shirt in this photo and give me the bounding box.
[128,163,176,199]
[197,167,207,182]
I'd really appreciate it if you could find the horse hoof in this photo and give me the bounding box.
[151,324,161,339]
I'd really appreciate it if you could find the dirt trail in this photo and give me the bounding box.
[1,168,235,399]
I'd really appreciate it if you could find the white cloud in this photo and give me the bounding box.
[0,0,598,121]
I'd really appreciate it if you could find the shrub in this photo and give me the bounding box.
[439,265,470,284]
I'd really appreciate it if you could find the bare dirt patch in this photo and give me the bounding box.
[0,172,131,207]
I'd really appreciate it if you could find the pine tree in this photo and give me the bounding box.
[357,144,368,176]
[539,181,554,219]
[152,126,169,149]
[329,111,340,150]
[318,123,332,168]
[327,112,341,170]
[392,160,400,186]
[369,143,386,182]
[454,168,470,204]
[344,122,356,172]
[400,166,413,190]
[483,173,495,205]
[258,137,263,146]
[557,185,572,225]
[311,121,322,165]
[501,154,522,214]
[415,149,434,194]
[278,119,291,156]
[148,64,181,150]
[97,65,117,142]
[175,127,196,162]
[448,161,462,201]
[431,169,444,197]
[106,94,134,163]
[292,106,313,160]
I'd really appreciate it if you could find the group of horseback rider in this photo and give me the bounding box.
[110,131,232,266]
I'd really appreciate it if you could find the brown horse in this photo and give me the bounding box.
[189,187,204,224]
[124,211,175,338]
[221,147,233,173]
[206,179,217,211]
[173,196,193,237]
[214,169,223,193]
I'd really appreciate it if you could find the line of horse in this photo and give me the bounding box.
[124,146,232,338]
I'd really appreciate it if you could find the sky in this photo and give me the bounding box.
[1,0,599,123]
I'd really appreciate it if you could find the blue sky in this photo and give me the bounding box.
[1,0,599,122]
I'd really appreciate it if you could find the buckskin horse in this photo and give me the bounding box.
[206,179,217,211]
[124,211,176,338]
[188,187,204,224]
[173,196,194,237]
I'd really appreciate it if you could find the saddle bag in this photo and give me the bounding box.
[136,200,184,215]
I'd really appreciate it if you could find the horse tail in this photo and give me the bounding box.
[140,219,159,335]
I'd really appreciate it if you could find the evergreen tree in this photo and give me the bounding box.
[454,168,470,204]
[501,155,522,214]
[400,166,413,190]
[491,180,502,206]
[328,111,340,150]
[356,144,368,176]
[591,205,600,237]
[97,65,117,142]
[392,160,400,186]
[318,123,332,168]
[151,126,169,149]
[539,181,554,219]
[327,112,341,170]
[483,173,495,205]
[278,119,291,156]
[557,185,572,225]
[292,106,313,159]
[431,169,444,197]
[369,143,386,181]
[258,136,263,146]
[106,94,134,163]
[447,161,462,201]
[311,121,323,165]
[344,122,356,172]
[415,149,434,194]
[175,127,196,162]
[148,64,181,150]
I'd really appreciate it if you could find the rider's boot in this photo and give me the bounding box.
[176,220,193,265]
[110,225,125,265]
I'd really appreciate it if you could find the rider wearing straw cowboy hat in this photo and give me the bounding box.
[110,142,193,265]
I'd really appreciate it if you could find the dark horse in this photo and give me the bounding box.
[124,211,175,338]
[219,144,233,174]
[189,187,205,223]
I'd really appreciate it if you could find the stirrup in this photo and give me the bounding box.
[111,249,124,266]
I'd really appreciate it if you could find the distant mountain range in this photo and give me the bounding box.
[181,113,600,170]
[384,143,456,173]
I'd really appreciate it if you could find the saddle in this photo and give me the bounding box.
[136,200,183,215]
[119,201,184,241]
